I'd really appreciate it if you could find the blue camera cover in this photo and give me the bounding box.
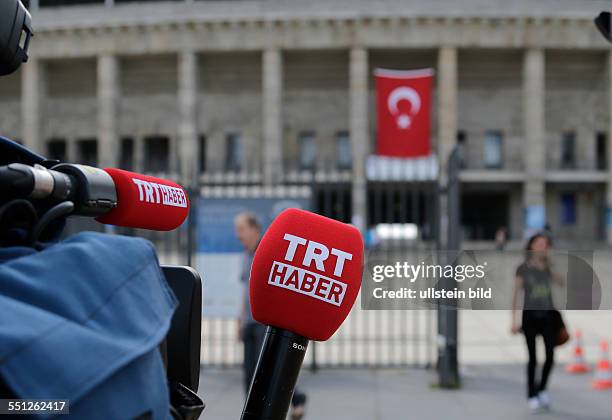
[0,232,177,419]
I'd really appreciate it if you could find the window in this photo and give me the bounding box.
[560,193,576,225]
[144,136,169,173]
[336,131,352,170]
[47,139,66,162]
[596,132,607,170]
[119,137,134,171]
[561,132,576,169]
[199,135,207,173]
[225,133,242,172]
[298,131,316,170]
[484,130,503,169]
[76,139,97,166]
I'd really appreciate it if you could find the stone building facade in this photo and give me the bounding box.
[1,0,612,245]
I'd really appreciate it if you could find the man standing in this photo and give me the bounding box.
[234,211,307,420]
[235,212,266,394]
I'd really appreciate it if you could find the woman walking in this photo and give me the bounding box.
[511,233,561,412]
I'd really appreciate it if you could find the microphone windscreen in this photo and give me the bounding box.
[96,168,189,231]
[250,208,364,341]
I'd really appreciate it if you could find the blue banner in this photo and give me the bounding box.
[197,197,310,253]
[196,196,310,317]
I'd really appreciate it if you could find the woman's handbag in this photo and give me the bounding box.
[552,310,570,347]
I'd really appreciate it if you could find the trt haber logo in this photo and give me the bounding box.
[132,178,187,208]
[268,233,352,306]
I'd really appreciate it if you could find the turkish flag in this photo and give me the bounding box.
[376,68,434,157]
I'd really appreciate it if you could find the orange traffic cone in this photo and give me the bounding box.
[566,329,590,374]
[591,340,612,390]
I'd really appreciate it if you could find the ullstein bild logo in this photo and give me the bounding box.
[268,233,352,306]
[132,178,187,208]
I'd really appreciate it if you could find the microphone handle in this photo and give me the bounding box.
[241,326,309,420]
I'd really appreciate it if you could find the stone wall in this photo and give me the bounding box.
[458,49,523,171]
[545,50,607,171]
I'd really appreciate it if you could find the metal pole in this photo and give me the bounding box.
[438,145,461,388]
[309,168,318,373]
[186,184,198,267]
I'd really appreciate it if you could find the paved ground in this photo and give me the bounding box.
[459,310,612,365]
[197,364,612,420]
[199,310,612,367]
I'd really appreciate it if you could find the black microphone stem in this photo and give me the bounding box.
[241,326,309,420]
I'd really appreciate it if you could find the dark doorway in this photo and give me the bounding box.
[461,192,509,240]
[120,137,134,171]
[47,138,67,162]
[144,136,169,173]
[76,138,98,167]
[596,132,607,170]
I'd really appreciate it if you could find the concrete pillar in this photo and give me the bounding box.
[178,50,198,185]
[523,49,546,237]
[349,48,369,232]
[21,57,43,155]
[606,51,612,242]
[97,54,119,168]
[262,48,283,185]
[437,47,458,185]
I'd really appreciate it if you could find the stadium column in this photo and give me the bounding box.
[178,50,198,186]
[97,54,119,168]
[349,47,368,232]
[262,48,283,185]
[21,56,43,155]
[607,51,612,243]
[522,48,546,237]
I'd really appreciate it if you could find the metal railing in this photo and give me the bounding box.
[64,178,439,369]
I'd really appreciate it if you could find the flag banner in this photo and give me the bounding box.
[375,68,434,158]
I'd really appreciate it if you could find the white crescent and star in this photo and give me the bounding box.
[387,86,421,129]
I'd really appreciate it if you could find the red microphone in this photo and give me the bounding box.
[242,208,364,420]
[96,168,189,231]
[41,164,190,231]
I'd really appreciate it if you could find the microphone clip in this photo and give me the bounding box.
[51,164,117,217]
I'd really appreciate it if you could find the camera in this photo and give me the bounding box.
[0,2,204,418]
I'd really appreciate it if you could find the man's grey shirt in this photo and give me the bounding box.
[241,249,256,325]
